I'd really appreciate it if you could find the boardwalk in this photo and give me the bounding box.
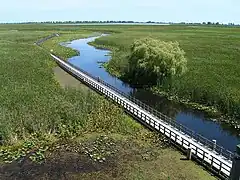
[50,53,232,179]
[36,34,235,179]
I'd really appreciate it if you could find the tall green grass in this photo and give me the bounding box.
[0,28,142,145]
[90,25,240,120]
[1,24,239,144]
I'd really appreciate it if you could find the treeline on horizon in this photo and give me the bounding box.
[1,20,238,26]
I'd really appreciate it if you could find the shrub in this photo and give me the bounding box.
[128,38,187,86]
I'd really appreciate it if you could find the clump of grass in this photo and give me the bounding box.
[0,134,51,164]
[82,135,117,163]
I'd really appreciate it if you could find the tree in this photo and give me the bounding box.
[128,38,187,86]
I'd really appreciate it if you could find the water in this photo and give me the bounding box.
[64,35,240,152]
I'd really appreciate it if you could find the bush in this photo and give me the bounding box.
[128,38,187,86]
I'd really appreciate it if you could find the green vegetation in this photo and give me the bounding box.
[124,37,187,86]
[89,25,240,121]
[1,133,215,180]
[0,28,141,145]
[0,24,215,179]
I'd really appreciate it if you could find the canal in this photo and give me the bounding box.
[63,35,240,152]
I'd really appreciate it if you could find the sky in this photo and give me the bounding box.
[0,0,239,24]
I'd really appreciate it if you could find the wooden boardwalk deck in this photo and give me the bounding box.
[50,53,233,179]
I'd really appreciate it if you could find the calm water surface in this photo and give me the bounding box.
[64,35,240,152]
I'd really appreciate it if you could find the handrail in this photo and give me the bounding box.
[36,34,236,179]
[52,54,232,179]
[36,34,235,162]
[54,52,235,161]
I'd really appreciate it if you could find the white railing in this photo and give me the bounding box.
[50,53,233,179]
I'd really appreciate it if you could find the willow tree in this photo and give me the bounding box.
[128,38,187,86]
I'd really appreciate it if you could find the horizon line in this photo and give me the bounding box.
[0,20,239,26]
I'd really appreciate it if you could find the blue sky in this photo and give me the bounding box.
[0,0,239,24]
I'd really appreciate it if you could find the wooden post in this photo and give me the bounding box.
[187,147,192,160]
[202,151,205,162]
[212,139,217,151]
[230,156,240,180]
[230,144,240,180]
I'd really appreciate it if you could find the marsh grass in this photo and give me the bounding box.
[0,28,142,145]
[0,24,217,180]
[89,25,240,120]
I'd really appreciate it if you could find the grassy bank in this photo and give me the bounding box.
[0,24,216,179]
[88,25,240,121]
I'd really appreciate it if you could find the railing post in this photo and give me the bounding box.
[210,155,214,169]
[212,139,217,151]
[191,130,194,138]
[230,145,240,180]
[219,147,223,156]
[196,134,200,142]
[218,162,222,175]
[202,151,205,162]
[230,156,240,180]
[179,124,182,132]
[175,134,177,142]
[187,147,192,160]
